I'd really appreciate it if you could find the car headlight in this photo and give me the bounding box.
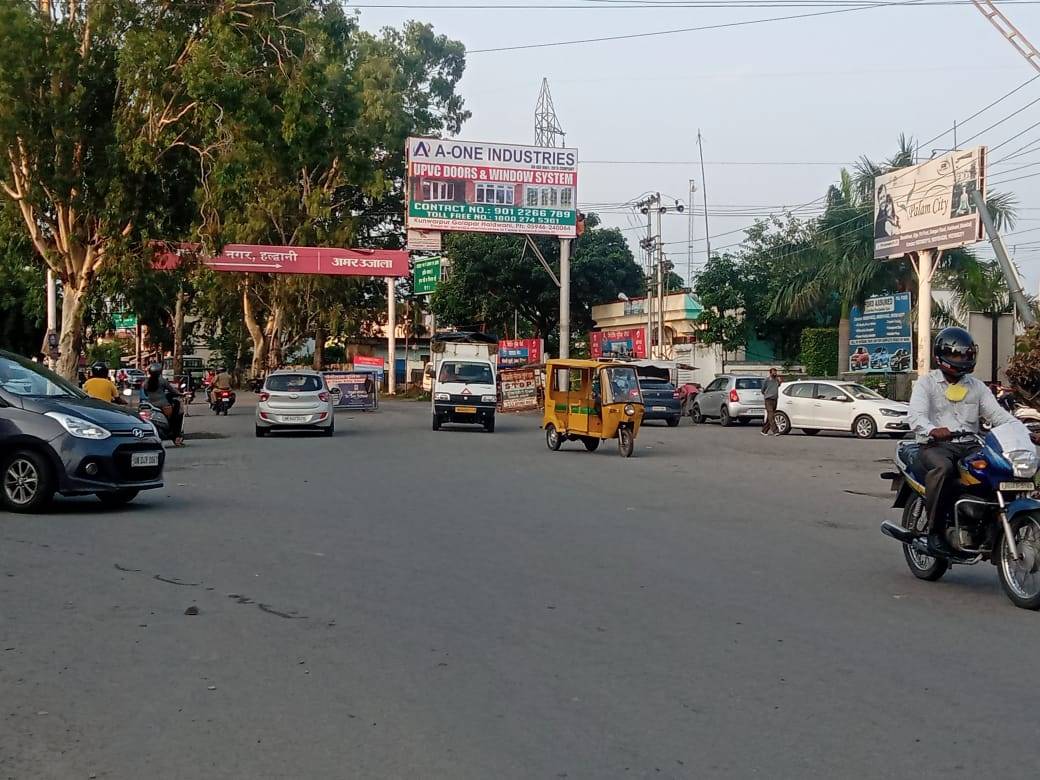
[624,403,635,417]
[481,395,496,404]
[1005,449,1039,479]
[879,408,904,417]
[44,412,111,440]
[434,392,450,401]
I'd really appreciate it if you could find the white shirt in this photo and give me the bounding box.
[907,370,1016,442]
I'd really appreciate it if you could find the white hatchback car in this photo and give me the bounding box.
[255,370,335,437]
[775,380,909,440]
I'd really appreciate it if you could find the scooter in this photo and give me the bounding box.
[879,421,1040,610]
[210,389,235,415]
[136,400,171,441]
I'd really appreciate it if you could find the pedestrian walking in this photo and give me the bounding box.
[761,367,781,436]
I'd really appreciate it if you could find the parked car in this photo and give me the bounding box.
[255,369,335,437]
[638,378,682,427]
[0,350,165,512]
[690,375,765,426]
[850,347,870,371]
[774,379,909,439]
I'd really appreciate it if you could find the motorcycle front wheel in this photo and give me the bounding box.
[998,512,1040,610]
[902,495,948,581]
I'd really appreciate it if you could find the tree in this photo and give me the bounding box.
[692,253,748,353]
[432,215,643,353]
[0,204,44,355]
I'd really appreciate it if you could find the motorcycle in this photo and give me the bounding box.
[249,376,264,393]
[210,389,235,415]
[880,421,1040,610]
[136,401,171,441]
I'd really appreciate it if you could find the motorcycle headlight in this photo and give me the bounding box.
[879,408,904,417]
[481,395,496,404]
[434,392,450,401]
[44,412,111,440]
[624,403,635,417]
[1005,449,1039,479]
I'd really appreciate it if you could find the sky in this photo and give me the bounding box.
[353,0,1040,294]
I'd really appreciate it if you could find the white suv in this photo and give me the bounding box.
[775,380,909,439]
[255,370,335,437]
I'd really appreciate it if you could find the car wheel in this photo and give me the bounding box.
[853,415,877,439]
[802,428,820,436]
[719,407,733,427]
[774,411,791,436]
[432,414,441,431]
[690,404,704,424]
[1,450,55,514]
[324,421,335,437]
[255,426,267,438]
[666,416,680,428]
[546,424,562,451]
[96,489,139,507]
[484,417,495,433]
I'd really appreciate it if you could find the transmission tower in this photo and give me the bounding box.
[535,78,566,148]
[971,0,1040,74]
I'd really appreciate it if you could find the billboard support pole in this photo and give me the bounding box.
[913,249,940,376]
[559,238,571,359]
[387,277,397,395]
[972,189,1037,327]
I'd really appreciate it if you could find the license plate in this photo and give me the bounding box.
[280,415,308,423]
[1000,481,1036,492]
[652,406,667,412]
[455,405,477,414]
[131,452,160,468]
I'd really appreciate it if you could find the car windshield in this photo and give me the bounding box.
[438,362,493,385]
[841,383,883,400]
[639,379,673,390]
[0,353,84,398]
[735,378,763,390]
[266,374,323,393]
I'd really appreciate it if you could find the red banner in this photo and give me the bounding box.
[589,328,647,359]
[209,245,409,277]
[498,338,543,367]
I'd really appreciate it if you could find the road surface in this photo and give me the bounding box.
[2,400,1038,779]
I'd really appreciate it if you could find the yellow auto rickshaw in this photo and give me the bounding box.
[542,359,644,457]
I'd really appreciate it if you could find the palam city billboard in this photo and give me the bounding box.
[406,137,578,238]
[874,146,986,259]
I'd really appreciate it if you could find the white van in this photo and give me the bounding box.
[429,333,498,433]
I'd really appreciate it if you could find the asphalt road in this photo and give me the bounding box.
[3,399,1040,779]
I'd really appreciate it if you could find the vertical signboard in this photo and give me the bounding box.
[589,328,647,359]
[413,256,442,296]
[848,293,913,372]
[406,137,578,238]
[498,367,539,412]
[498,338,544,368]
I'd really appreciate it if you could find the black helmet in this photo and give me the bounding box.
[90,362,109,378]
[934,326,977,379]
[147,362,163,376]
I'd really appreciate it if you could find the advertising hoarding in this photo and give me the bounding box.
[498,338,544,368]
[499,367,539,412]
[874,147,986,259]
[413,256,442,295]
[407,229,442,251]
[589,328,647,359]
[208,245,409,277]
[323,371,378,410]
[406,137,578,238]
[848,293,913,373]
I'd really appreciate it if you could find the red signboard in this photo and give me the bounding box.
[209,245,409,277]
[589,328,647,359]
[498,338,543,367]
[353,355,385,369]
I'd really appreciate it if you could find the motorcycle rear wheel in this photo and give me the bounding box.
[902,495,948,581]
[998,513,1040,610]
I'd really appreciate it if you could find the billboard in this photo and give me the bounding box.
[413,256,442,296]
[848,293,913,373]
[407,229,442,251]
[874,147,986,259]
[323,372,378,410]
[499,367,539,412]
[209,245,409,277]
[498,338,544,368]
[589,328,647,359]
[406,137,578,238]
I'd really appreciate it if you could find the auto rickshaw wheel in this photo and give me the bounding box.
[583,437,600,452]
[546,424,562,451]
[618,426,634,457]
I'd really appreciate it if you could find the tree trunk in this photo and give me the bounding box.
[242,282,267,378]
[313,326,326,371]
[172,290,185,375]
[55,280,88,379]
[266,302,285,369]
[837,303,851,376]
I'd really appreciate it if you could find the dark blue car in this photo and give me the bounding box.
[638,378,682,427]
[0,350,165,513]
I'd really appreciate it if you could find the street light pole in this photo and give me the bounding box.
[559,237,571,358]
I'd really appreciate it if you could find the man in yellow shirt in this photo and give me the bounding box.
[83,362,126,405]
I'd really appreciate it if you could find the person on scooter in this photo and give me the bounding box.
[141,362,185,446]
[908,327,1017,557]
[83,362,126,405]
[208,366,234,405]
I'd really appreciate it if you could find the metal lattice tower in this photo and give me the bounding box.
[535,78,565,148]
[972,0,1040,74]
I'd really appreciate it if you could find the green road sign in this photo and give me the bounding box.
[413,257,442,295]
[112,313,138,329]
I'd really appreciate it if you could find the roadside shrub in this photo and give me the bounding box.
[800,328,838,377]
[1007,324,1040,411]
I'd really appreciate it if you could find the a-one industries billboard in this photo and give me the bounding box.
[874,146,986,259]
[589,328,647,360]
[498,338,544,368]
[848,293,913,373]
[406,137,578,238]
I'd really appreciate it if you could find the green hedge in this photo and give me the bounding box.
[800,328,838,377]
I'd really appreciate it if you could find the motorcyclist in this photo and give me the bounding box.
[908,327,1017,557]
[208,366,234,405]
[82,362,125,404]
[140,362,185,446]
